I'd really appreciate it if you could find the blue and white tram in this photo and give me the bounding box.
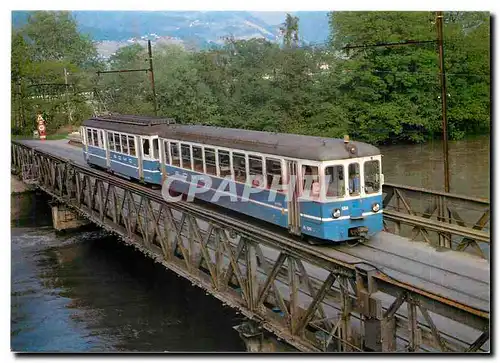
[81,115,174,184]
[81,115,384,243]
[157,125,384,242]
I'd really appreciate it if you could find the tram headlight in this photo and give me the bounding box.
[372,203,380,212]
[332,209,341,219]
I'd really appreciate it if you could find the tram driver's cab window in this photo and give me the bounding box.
[302,165,320,198]
[325,165,344,198]
[364,160,381,194]
[348,163,361,196]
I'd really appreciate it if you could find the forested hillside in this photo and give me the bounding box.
[11,11,490,144]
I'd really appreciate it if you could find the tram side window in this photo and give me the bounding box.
[325,165,344,198]
[348,163,361,196]
[170,142,180,166]
[181,144,192,170]
[302,165,320,197]
[153,138,159,159]
[192,146,203,172]
[107,132,115,151]
[266,158,283,191]
[204,148,216,175]
[232,152,247,183]
[218,150,231,178]
[121,135,129,155]
[114,133,121,153]
[364,160,380,194]
[249,155,264,187]
[128,136,136,156]
[142,138,150,158]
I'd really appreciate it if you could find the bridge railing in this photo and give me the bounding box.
[382,183,490,259]
[11,141,489,353]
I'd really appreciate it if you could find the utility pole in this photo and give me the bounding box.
[96,39,158,116]
[16,78,25,129]
[341,14,450,193]
[64,68,74,124]
[147,40,158,116]
[436,11,450,193]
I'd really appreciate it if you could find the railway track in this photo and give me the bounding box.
[12,139,490,312]
[11,139,490,352]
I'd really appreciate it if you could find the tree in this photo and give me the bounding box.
[97,43,154,115]
[328,11,490,143]
[280,14,300,48]
[154,44,220,124]
[22,11,98,68]
[441,12,490,138]
[11,11,99,134]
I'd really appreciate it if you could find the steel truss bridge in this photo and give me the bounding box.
[11,139,490,353]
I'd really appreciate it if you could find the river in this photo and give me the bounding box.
[11,192,246,352]
[380,134,490,199]
[10,135,490,352]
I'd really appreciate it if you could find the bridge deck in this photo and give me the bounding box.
[16,139,490,316]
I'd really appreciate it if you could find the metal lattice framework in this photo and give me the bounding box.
[382,183,490,259]
[57,132,491,259]
[11,141,490,352]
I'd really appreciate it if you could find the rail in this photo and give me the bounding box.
[42,132,492,259]
[11,141,489,352]
[382,183,490,259]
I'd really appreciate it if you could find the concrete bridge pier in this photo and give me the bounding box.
[11,175,35,194]
[50,202,89,232]
[234,320,294,352]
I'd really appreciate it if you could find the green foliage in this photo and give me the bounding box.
[23,11,98,68]
[329,11,490,143]
[280,13,300,48]
[11,11,490,145]
[97,44,154,115]
[11,11,98,135]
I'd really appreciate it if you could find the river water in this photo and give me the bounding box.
[10,135,490,352]
[380,134,490,199]
[11,192,245,352]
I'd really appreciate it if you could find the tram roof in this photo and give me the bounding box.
[82,115,381,160]
[159,125,381,161]
[91,114,176,126]
[83,115,173,135]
